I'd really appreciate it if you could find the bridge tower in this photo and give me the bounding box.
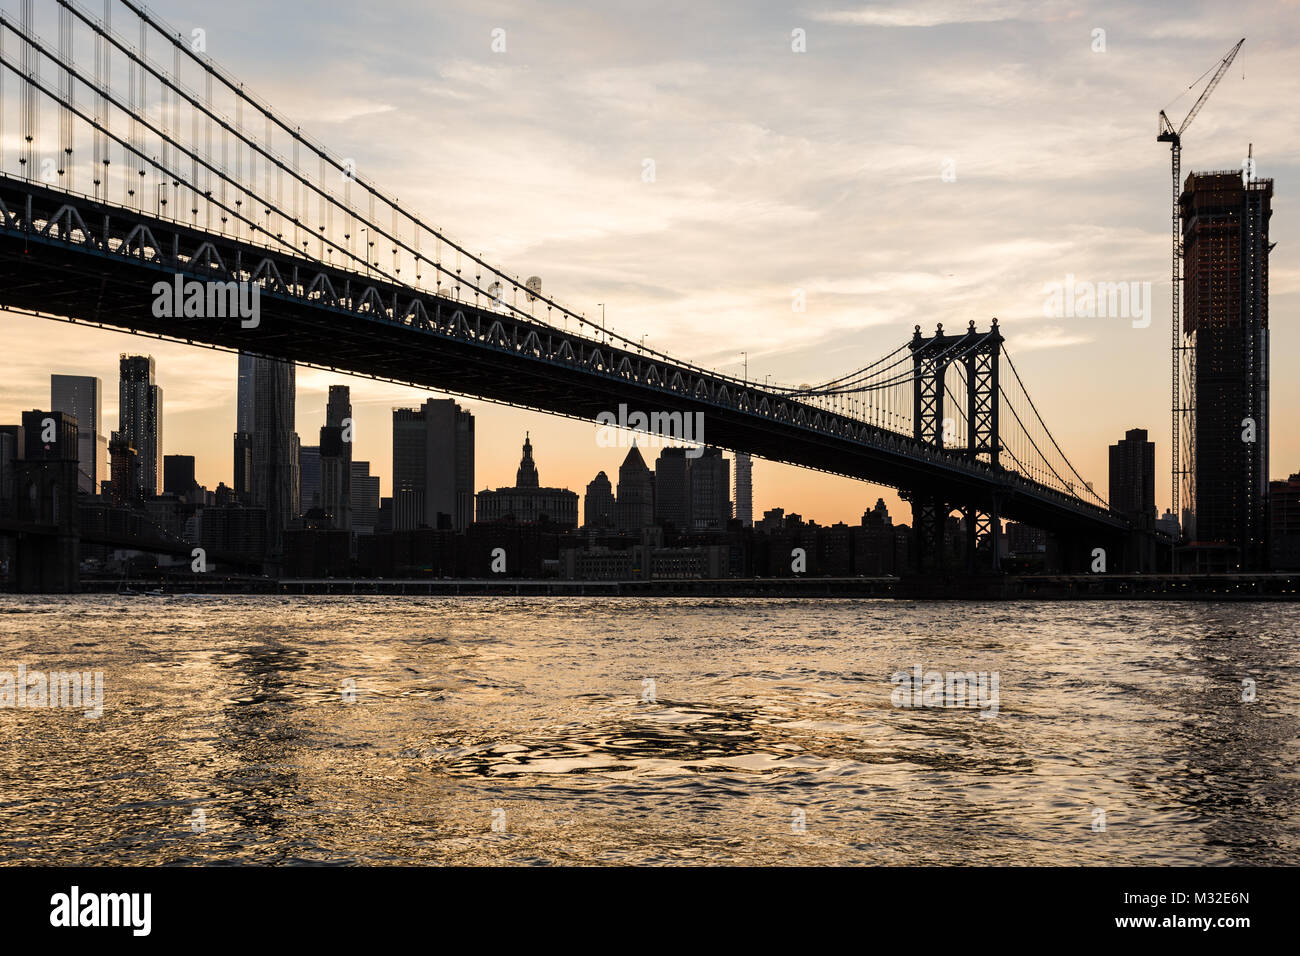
[906,321,1004,574]
[10,412,81,592]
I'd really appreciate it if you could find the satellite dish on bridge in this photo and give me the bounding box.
[525,276,542,302]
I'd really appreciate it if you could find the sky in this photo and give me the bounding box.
[1,0,1297,525]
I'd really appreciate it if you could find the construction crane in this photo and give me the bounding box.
[1157,37,1244,537]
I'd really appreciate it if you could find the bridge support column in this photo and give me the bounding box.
[909,494,948,574]
[961,504,1002,574]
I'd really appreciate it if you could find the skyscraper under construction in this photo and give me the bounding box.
[1181,169,1273,570]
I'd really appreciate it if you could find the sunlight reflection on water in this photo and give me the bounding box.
[1,596,1297,865]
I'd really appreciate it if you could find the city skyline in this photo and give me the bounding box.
[1,0,1296,527]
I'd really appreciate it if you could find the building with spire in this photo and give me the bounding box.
[475,433,578,529]
[584,471,615,530]
[615,443,654,531]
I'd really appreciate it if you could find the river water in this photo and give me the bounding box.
[1,596,1297,865]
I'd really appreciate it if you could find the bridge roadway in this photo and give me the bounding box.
[0,174,1127,542]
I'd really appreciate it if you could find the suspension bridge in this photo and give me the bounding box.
[0,0,1159,580]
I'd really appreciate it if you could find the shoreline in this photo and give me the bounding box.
[39,572,1300,601]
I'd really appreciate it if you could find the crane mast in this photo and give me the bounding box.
[1157,38,1244,539]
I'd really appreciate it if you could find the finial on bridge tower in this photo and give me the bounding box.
[936,323,943,336]
[968,319,976,333]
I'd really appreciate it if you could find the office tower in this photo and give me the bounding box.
[237,353,256,434]
[654,447,692,531]
[689,447,730,533]
[351,460,380,535]
[1108,429,1157,524]
[615,444,654,532]
[320,386,352,530]
[319,426,351,529]
[108,431,138,505]
[250,357,296,556]
[234,354,256,500]
[584,471,615,530]
[1181,170,1273,569]
[734,452,753,527]
[50,374,105,495]
[299,445,321,513]
[163,454,196,498]
[476,433,578,528]
[392,398,474,530]
[118,354,162,496]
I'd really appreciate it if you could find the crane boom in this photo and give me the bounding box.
[1158,38,1243,541]
[1178,39,1244,136]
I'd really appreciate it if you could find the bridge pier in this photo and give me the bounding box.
[908,493,949,574]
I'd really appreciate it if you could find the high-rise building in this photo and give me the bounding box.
[476,434,578,528]
[299,445,321,514]
[654,447,692,531]
[234,354,256,502]
[1181,170,1273,569]
[237,353,256,435]
[118,355,162,497]
[734,452,753,527]
[319,425,351,529]
[351,460,380,535]
[615,444,654,532]
[322,385,352,530]
[1108,428,1156,525]
[392,398,474,530]
[50,375,106,495]
[163,454,196,498]
[584,471,615,530]
[689,448,730,533]
[108,430,138,506]
[250,357,297,557]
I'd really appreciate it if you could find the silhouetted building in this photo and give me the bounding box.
[1109,428,1156,524]
[236,353,256,434]
[393,399,474,530]
[1270,474,1300,571]
[233,431,253,501]
[476,434,578,529]
[654,447,691,531]
[118,354,162,496]
[351,460,380,535]
[322,385,352,530]
[250,356,297,558]
[320,425,350,530]
[584,471,615,530]
[615,444,654,531]
[108,430,138,506]
[1182,170,1273,569]
[163,454,196,498]
[690,448,731,533]
[299,444,321,513]
[51,374,106,494]
[734,452,753,527]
